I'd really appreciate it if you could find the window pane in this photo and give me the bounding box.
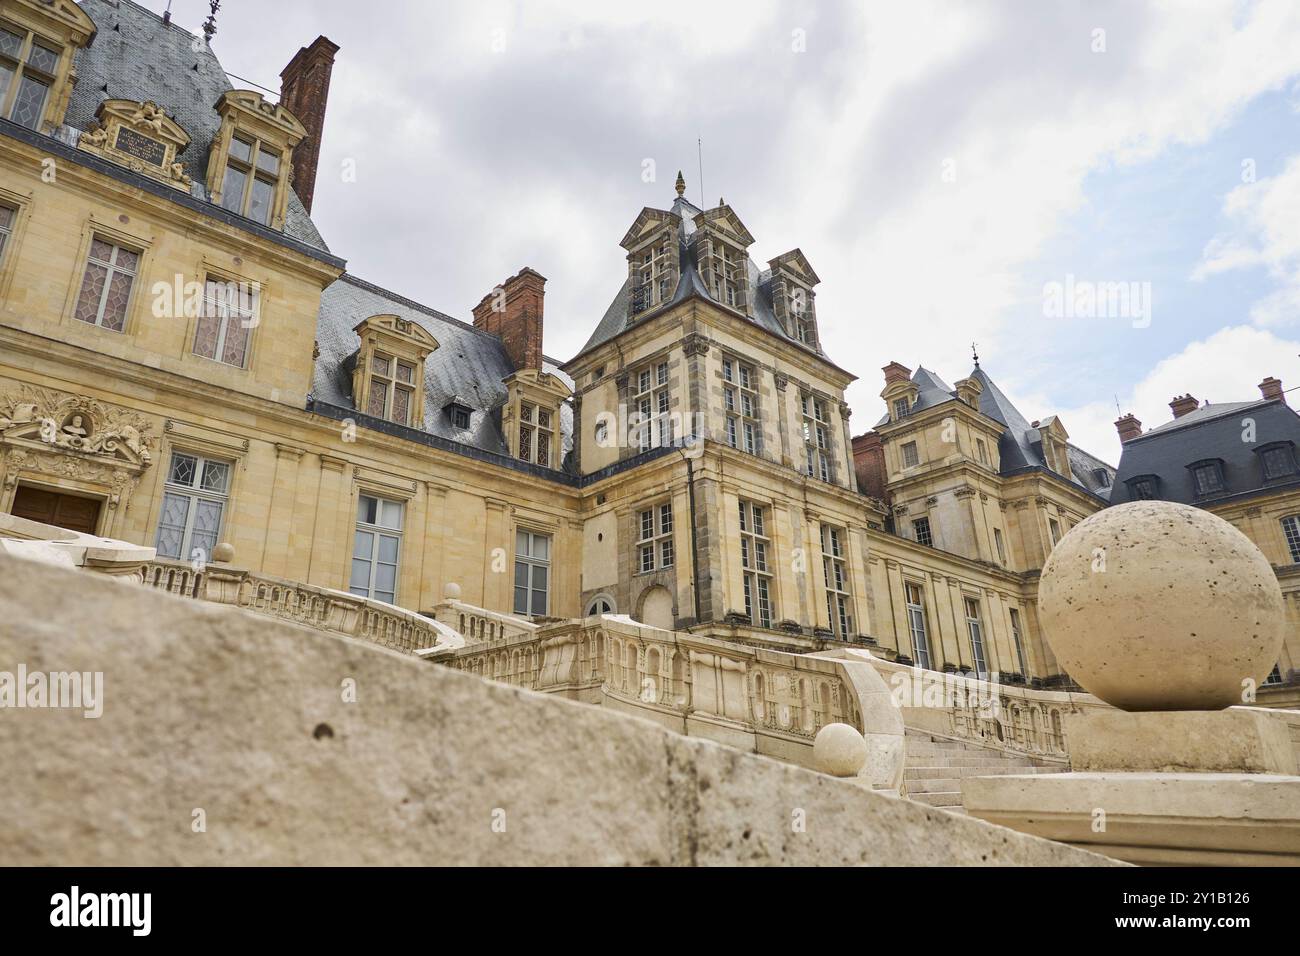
[372,354,391,375]
[219,166,247,214]
[168,453,197,486]
[514,586,529,616]
[10,75,48,129]
[377,534,399,564]
[192,309,221,359]
[229,137,253,163]
[379,500,403,530]
[73,262,107,326]
[516,530,529,556]
[155,492,190,559]
[0,28,21,58]
[220,312,250,367]
[191,500,223,559]
[396,362,414,384]
[255,148,279,175]
[200,460,230,493]
[249,176,274,225]
[28,42,59,74]
[532,534,549,560]
[113,246,139,272]
[374,561,397,593]
[357,496,377,524]
[100,268,133,332]
[349,558,371,592]
[366,379,387,417]
[392,386,410,425]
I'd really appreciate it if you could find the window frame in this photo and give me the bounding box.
[513,528,552,617]
[218,132,284,226]
[1009,607,1029,677]
[912,516,933,548]
[517,401,554,466]
[964,597,988,680]
[349,494,405,605]
[738,500,774,628]
[1126,474,1159,501]
[1187,458,1226,499]
[722,356,760,455]
[820,523,853,638]
[904,582,932,670]
[154,450,231,563]
[631,359,672,452]
[1257,442,1299,482]
[901,440,919,469]
[72,235,141,333]
[1282,515,1300,564]
[802,393,834,482]
[0,21,61,131]
[191,273,259,369]
[636,501,674,573]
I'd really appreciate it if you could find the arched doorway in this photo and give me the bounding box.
[637,586,674,630]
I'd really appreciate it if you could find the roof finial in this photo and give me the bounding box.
[675,170,686,197]
[971,341,980,369]
[202,0,220,43]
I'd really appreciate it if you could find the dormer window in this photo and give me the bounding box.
[206,91,307,232]
[351,314,438,430]
[219,135,281,225]
[518,402,553,466]
[1188,459,1226,498]
[1257,442,1298,482]
[1092,467,1112,489]
[0,1,93,135]
[446,403,472,430]
[1127,475,1159,500]
[0,24,58,130]
[620,211,681,320]
[893,398,911,419]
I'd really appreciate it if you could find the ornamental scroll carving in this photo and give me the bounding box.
[0,386,155,512]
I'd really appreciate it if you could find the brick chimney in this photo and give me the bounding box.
[1260,376,1286,405]
[473,268,546,371]
[1169,394,1199,419]
[279,36,340,215]
[1115,413,1142,443]
[882,361,912,386]
[852,431,886,499]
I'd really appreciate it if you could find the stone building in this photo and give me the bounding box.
[0,0,1293,701]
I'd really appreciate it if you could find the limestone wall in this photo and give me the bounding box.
[0,551,1114,865]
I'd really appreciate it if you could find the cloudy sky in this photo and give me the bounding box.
[149,0,1300,462]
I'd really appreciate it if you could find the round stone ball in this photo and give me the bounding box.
[1039,501,1285,711]
[443,582,462,601]
[211,542,235,564]
[813,722,868,777]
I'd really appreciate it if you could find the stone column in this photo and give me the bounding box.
[418,481,448,612]
[307,455,349,589]
[262,443,303,577]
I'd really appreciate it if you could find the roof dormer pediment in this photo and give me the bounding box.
[692,204,754,248]
[619,208,681,251]
[768,248,820,287]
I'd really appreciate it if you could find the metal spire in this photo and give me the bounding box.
[971,341,980,369]
[202,1,221,43]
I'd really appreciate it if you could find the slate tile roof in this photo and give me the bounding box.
[1110,398,1300,507]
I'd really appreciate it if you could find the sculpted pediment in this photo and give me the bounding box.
[0,386,154,471]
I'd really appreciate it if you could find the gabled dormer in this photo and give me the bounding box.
[768,248,820,349]
[692,203,754,315]
[351,314,438,429]
[880,362,919,422]
[77,99,192,191]
[205,90,307,230]
[619,206,681,320]
[1031,415,1073,481]
[503,368,571,469]
[0,0,95,134]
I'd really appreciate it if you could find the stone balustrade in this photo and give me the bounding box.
[429,595,537,647]
[431,615,907,790]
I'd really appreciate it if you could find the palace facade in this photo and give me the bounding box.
[0,0,1295,697]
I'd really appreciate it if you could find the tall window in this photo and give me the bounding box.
[821,524,852,638]
[0,24,60,130]
[364,352,415,425]
[901,441,919,468]
[904,582,932,670]
[219,134,280,225]
[1009,608,1029,676]
[1048,518,1061,547]
[513,530,551,616]
[912,517,933,547]
[1283,515,1300,564]
[975,438,988,465]
[350,495,403,604]
[964,597,988,679]
[73,238,138,332]
[632,361,671,451]
[993,527,1007,565]
[637,502,674,572]
[738,500,773,627]
[723,357,759,454]
[803,393,833,482]
[0,203,14,265]
[155,452,230,562]
[518,402,553,466]
[193,278,256,368]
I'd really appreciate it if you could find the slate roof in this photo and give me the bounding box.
[1109,398,1300,507]
[874,364,1116,500]
[574,195,849,374]
[312,275,575,469]
[63,0,328,253]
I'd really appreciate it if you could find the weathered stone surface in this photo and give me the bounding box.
[1067,709,1299,774]
[964,771,1300,866]
[0,552,1115,866]
[1039,501,1285,711]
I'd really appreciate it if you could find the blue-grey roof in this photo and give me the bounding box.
[876,364,1116,499]
[1110,398,1300,507]
[65,0,328,253]
[573,195,845,371]
[312,275,574,467]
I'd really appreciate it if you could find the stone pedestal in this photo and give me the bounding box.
[963,708,1300,866]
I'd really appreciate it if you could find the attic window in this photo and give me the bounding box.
[446,403,471,430]
[1127,475,1159,500]
[1092,468,1112,488]
[1188,459,1226,498]
[206,91,306,232]
[893,398,911,420]
[1257,442,1298,482]
[0,23,60,130]
[219,135,280,226]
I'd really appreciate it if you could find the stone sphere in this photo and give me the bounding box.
[813,722,868,777]
[1039,501,1284,711]
[443,582,462,601]
[211,542,235,564]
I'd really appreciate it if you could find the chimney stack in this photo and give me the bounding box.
[882,361,912,386]
[1260,376,1286,405]
[1115,413,1142,443]
[279,35,339,215]
[473,268,546,371]
[1169,394,1199,419]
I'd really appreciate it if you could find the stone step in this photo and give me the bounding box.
[904,764,1063,781]
[905,754,1039,769]
[910,791,963,808]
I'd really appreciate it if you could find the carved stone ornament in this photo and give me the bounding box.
[774,373,789,392]
[682,332,711,357]
[0,386,154,469]
[77,99,193,191]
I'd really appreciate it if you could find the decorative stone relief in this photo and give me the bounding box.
[0,386,153,467]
